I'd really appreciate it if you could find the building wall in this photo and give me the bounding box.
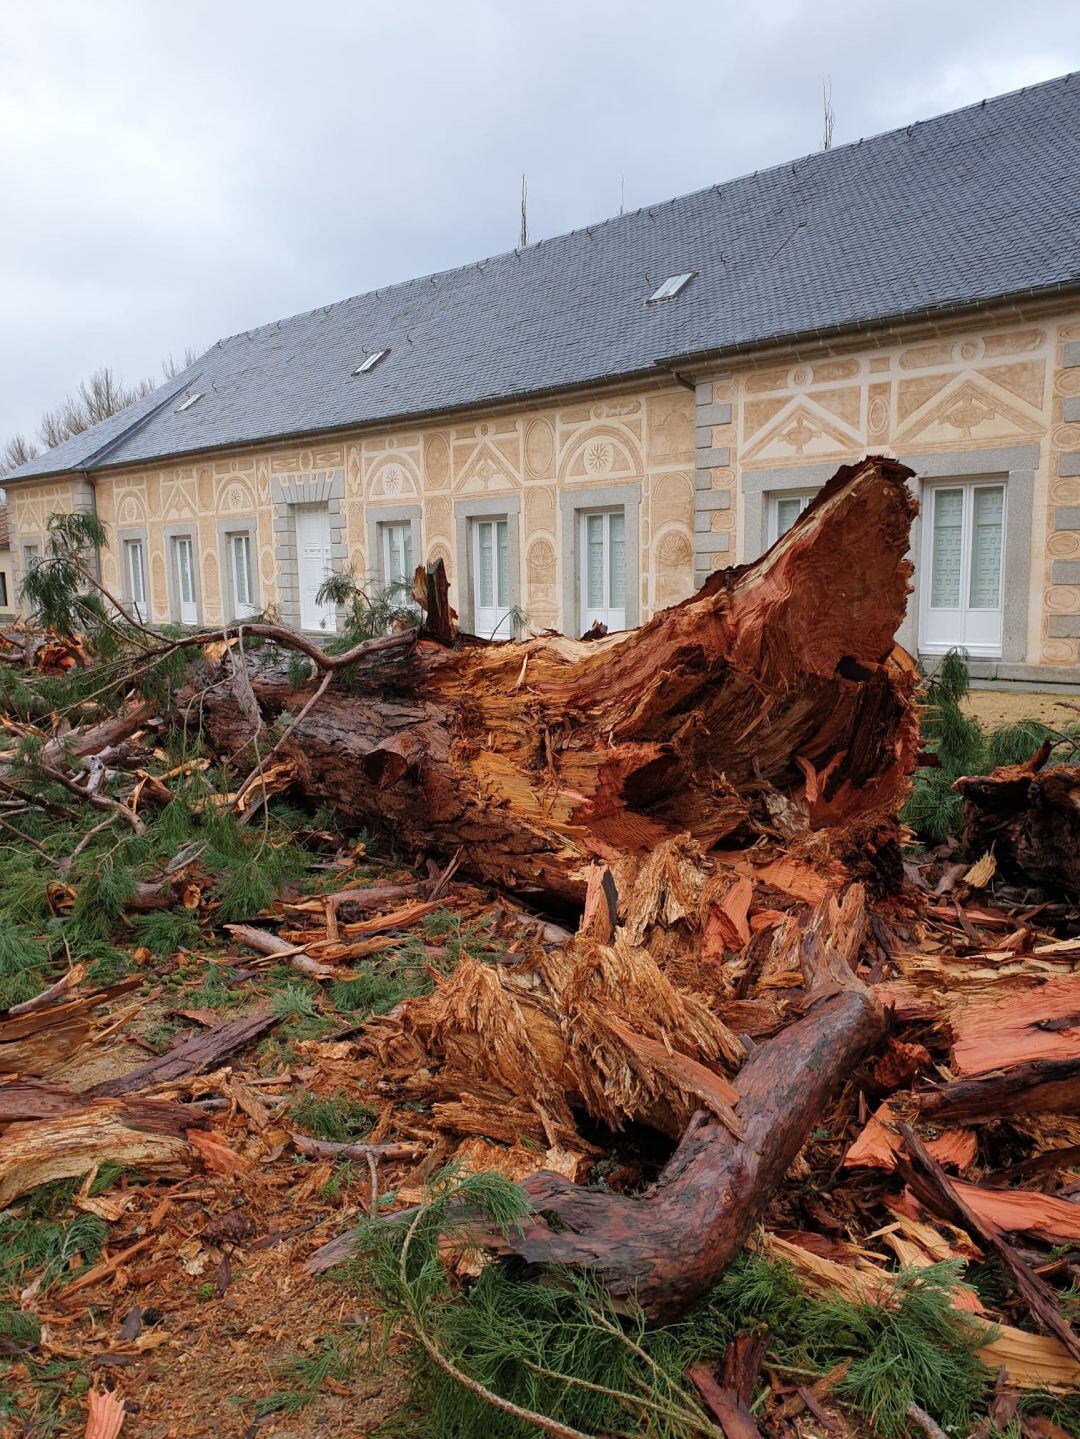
[692,305,1080,682]
[8,476,89,599]
[8,381,698,635]
[0,547,12,615]
[8,302,1080,681]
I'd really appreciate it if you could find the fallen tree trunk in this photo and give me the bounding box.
[194,456,920,905]
[191,455,917,1320]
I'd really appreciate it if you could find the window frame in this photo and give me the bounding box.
[578,506,628,633]
[164,526,201,627]
[217,518,260,623]
[767,489,817,544]
[117,526,150,624]
[380,520,414,592]
[919,476,1007,658]
[471,515,512,639]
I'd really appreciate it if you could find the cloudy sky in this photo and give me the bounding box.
[1,0,1077,450]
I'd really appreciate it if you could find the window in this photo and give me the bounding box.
[353,350,388,375]
[921,480,1006,657]
[768,491,815,543]
[172,536,198,624]
[579,508,626,633]
[175,391,203,412]
[646,272,695,304]
[229,532,256,618]
[473,517,511,639]
[0,572,8,607]
[381,521,414,591]
[124,539,148,623]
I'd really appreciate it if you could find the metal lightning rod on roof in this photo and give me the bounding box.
[520,173,528,249]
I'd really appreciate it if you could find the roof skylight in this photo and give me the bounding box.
[175,391,203,412]
[353,349,389,375]
[646,272,695,304]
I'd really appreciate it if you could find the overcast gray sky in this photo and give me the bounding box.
[1,0,1077,449]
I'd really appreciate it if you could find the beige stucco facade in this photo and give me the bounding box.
[7,298,1080,683]
[8,379,701,637]
[0,545,12,617]
[689,300,1080,683]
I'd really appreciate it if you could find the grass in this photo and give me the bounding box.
[291,1090,377,1144]
[252,1329,365,1417]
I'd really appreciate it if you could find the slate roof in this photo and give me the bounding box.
[9,71,1080,483]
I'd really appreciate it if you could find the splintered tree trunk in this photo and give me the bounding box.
[197,456,920,904]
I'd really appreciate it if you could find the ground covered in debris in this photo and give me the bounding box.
[5,466,1080,1439]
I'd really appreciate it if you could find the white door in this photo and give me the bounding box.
[125,539,147,623]
[473,518,511,638]
[579,509,626,634]
[382,522,414,591]
[173,537,197,625]
[229,533,257,619]
[920,481,1005,656]
[297,506,335,632]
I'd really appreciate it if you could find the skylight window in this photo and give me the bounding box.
[646,272,695,304]
[175,391,203,412]
[353,349,389,375]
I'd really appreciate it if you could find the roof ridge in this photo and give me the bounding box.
[204,69,1078,354]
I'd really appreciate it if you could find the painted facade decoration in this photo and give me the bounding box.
[692,305,1080,681]
[10,381,697,637]
[7,302,1080,682]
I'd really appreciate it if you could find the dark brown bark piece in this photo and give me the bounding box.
[0,1078,80,1124]
[895,1123,1080,1364]
[722,1327,769,1405]
[686,1365,763,1439]
[917,1056,1080,1122]
[957,755,1080,897]
[495,986,884,1321]
[86,1011,278,1097]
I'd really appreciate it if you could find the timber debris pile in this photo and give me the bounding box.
[3,457,1080,1436]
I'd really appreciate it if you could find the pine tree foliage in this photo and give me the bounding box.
[904,651,1080,843]
[358,1170,997,1439]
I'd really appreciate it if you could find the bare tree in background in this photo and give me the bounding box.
[1,347,203,472]
[38,366,155,449]
[161,347,200,380]
[822,77,835,150]
[1,434,40,477]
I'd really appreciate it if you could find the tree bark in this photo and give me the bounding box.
[917,1056,1080,1122]
[193,456,920,906]
[957,751,1080,898]
[492,983,884,1321]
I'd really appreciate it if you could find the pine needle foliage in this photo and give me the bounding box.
[904,651,1080,844]
[361,1170,997,1439]
[316,572,418,647]
[0,1205,108,1292]
[797,1263,990,1437]
[290,1090,377,1143]
[252,1329,365,1417]
[0,926,51,1009]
